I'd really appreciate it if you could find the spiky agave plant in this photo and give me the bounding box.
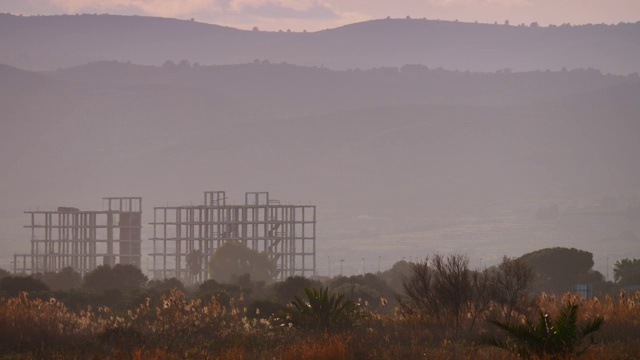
[276,287,365,331]
[481,302,604,359]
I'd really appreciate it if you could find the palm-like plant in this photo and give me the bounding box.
[481,302,604,359]
[276,287,365,331]
[613,258,640,286]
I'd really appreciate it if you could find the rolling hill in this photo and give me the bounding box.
[1,13,639,74]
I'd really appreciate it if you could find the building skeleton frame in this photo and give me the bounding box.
[14,197,142,275]
[149,191,316,282]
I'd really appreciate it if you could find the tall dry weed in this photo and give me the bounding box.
[1,290,639,358]
[0,292,106,353]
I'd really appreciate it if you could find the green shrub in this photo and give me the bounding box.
[481,302,604,358]
[275,287,365,331]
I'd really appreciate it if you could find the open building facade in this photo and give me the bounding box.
[149,191,316,282]
[13,192,317,282]
[14,197,142,275]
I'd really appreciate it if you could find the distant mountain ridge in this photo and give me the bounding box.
[1,13,639,73]
[1,61,639,216]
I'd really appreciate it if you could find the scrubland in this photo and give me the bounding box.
[1,289,639,359]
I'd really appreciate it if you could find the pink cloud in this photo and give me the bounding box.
[49,0,222,17]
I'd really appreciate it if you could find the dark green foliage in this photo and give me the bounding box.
[247,298,282,319]
[147,278,185,294]
[332,283,379,305]
[614,258,640,287]
[276,287,365,331]
[197,278,242,295]
[519,247,600,293]
[208,241,276,284]
[102,289,124,307]
[235,272,267,292]
[329,273,397,311]
[198,278,222,293]
[0,268,10,280]
[0,276,50,298]
[272,276,321,304]
[196,279,241,306]
[52,288,99,311]
[83,264,148,294]
[378,260,412,294]
[481,302,604,358]
[36,267,82,291]
[520,247,594,275]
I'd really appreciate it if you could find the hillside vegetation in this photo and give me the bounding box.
[1,61,639,216]
[1,14,639,73]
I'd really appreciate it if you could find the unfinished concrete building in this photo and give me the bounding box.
[149,191,316,282]
[13,197,142,275]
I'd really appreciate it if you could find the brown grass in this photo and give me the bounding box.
[1,290,639,359]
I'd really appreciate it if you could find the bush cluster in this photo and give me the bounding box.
[0,286,638,358]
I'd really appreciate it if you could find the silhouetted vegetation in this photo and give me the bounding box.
[519,247,605,294]
[329,273,397,312]
[482,302,604,358]
[208,241,276,284]
[83,264,148,294]
[275,287,365,331]
[614,258,640,287]
[271,275,321,304]
[147,277,185,294]
[0,247,638,358]
[378,259,412,293]
[0,276,50,298]
[0,279,637,358]
[400,254,504,336]
[35,267,81,291]
[491,256,535,321]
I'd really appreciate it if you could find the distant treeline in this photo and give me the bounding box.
[1,13,639,73]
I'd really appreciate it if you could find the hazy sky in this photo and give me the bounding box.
[2,0,639,31]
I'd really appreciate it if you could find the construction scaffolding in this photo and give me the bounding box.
[14,197,142,275]
[149,191,316,282]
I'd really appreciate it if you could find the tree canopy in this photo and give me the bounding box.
[83,264,147,294]
[378,260,413,294]
[147,277,185,294]
[36,267,82,291]
[614,258,640,287]
[0,276,50,298]
[208,241,276,284]
[519,247,603,293]
[272,276,321,304]
[0,268,10,280]
[330,273,397,311]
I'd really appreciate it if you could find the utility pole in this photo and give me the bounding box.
[362,258,365,276]
[340,259,344,276]
[378,256,381,272]
[328,256,331,278]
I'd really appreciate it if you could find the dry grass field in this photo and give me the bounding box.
[1,289,639,359]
